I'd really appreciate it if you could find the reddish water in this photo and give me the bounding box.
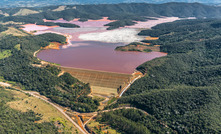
[31,18,173,74]
[37,41,167,74]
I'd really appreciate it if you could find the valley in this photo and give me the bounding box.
[20,17,174,98]
[14,16,174,133]
[1,2,221,134]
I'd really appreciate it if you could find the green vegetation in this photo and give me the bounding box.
[107,97,117,105]
[102,19,221,133]
[7,87,79,133]
[0,87,58,133]
[1,27,29,37]
[0,24,8,32]
[3,3,221,133]
[87,120,120,134]
[97,109,173,134]
[143,49,152,52]
[1,3,221,29]
[38,33,66,44]
[12,9,39,16]
[115,42,154,53]
[14,44,21,50]
[105,20,136,30]
[54,22,80,28]
[0,32,99,112]
[36,22,80,28]
[128,48,142,52]
[0,49,11,59]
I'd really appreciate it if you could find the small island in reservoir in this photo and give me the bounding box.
[115,37,160,52]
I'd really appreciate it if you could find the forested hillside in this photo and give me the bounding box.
[97,109,173,134]
[0,0,220,8]
[102,19,221,133]
[0,87,59,133]
[1,3,221,29]
[2,2,221,134]
[0,32,99,113]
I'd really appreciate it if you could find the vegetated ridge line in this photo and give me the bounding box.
[83,106,149,127]
[25,91,88,134]
[0,82,87,134]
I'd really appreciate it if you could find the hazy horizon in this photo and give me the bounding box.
[1,0,221,8]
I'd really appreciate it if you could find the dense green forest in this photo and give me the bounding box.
[0,87,59,133]
[1,3,221,29]
[115,42,153,52]
[105,20,137,30]
[2,3,221,133]
[0,24,8,32]
[36,22,80,28]
[102,19,221,133]
[0,32,99,113]
[97,109,173,134]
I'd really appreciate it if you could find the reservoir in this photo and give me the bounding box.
[23,17,177,74]
[37,40,167,74]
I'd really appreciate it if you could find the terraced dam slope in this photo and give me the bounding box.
[61,67,132,96]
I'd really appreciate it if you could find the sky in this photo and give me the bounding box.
[1,0,221,8]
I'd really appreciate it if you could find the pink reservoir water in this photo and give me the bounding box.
[37,41,167,74]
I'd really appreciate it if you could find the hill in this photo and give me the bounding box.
[103,18,221,133]
[0,0,220,8]
[0,87,59,133]
[12,9,39,16]
[1,3,221,29]
[2,2,221,134]
[0,29,99,113]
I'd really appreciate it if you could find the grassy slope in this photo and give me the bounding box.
[0,87,59,133]
[1,27,29,36]
[12,9,39,16]
[0,50,11,59]
[7,88,79,133]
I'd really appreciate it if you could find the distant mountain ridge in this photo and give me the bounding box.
[1,0,221,7]
[1,2,221,28]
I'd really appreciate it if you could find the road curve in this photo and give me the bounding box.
[0,82,87,134]
[23,91,88,134]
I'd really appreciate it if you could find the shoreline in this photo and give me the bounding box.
[27,18,172,75]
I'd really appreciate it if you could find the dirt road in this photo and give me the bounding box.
[0,82,87,134]
[119,75,142,97]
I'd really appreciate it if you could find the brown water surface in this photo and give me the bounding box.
[37,41,166,74]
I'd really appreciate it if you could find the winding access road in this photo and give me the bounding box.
[0,82,87,134]
[119,75,141,97]
[24,91,88,134]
